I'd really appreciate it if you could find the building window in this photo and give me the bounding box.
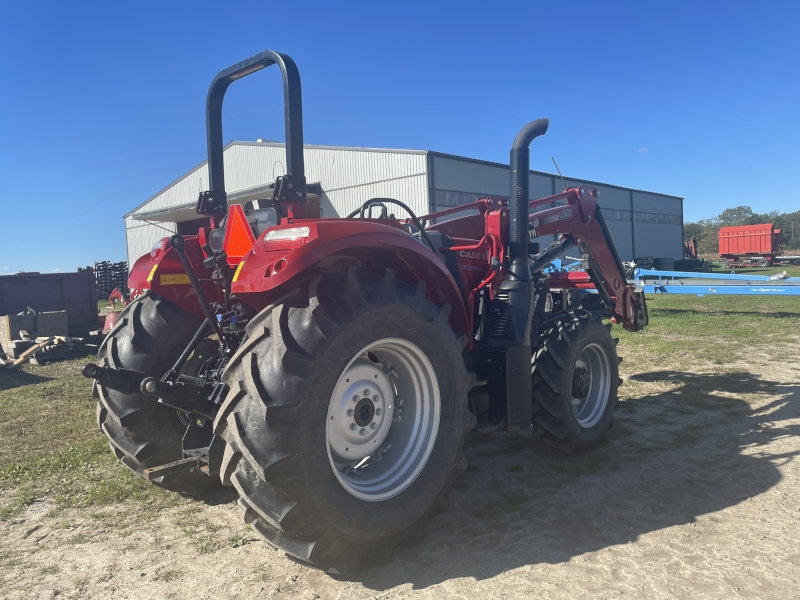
[600,208,632,221]
[633,212,681,225]
[433,189,488,207]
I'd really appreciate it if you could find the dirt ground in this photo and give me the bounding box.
[2,336,799,598]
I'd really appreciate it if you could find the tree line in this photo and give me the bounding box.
[684,206,800,256]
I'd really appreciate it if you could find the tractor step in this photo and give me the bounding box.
[143,457,199,481]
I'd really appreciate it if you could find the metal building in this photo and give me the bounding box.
[125,141,683,266]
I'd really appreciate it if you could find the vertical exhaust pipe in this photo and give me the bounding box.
[508,118,549,281]
[484,118,548,431]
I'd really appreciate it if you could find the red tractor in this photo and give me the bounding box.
[83,51,648,572]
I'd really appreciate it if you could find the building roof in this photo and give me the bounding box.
[126,141,682,220]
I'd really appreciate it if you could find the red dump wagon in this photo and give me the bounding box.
[718,223,782,266]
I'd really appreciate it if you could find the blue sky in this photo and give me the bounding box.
[1,0,797,273]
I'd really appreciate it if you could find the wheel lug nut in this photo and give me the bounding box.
[347,409,354,416]
[360,428,367,436]
[398,399,403,407]
[363,389,370,396]
[370,422,377,429]
[353,395,359,403]
[350,423,357,430]
[376,408,382,416]
[373,395,380,402]
[395,416,402,423]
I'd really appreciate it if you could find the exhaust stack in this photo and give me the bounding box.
[508,118,549,280]
[480,118,549,431]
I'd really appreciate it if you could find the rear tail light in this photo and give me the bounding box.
[264,226,309,242]
[151,237,169,257]
[263,226,310,250]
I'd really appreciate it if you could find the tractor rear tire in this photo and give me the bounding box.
[94,292,212,495]
[531,310,621,454]
[215,268,474,573]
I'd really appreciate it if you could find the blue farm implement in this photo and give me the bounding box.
[633,269,800,296]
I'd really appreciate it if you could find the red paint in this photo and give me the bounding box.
[230,219,471,337]
[130,183,644,335]
[103,311,121,332]
[128,235,224,319]
[718,223,782,261]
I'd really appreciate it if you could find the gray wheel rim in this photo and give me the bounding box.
[326,338,440,501]
[571,342,611,428]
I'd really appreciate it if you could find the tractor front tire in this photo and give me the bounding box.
[531,310,621,454]
[95,292,212,494]
[215,268,474,573]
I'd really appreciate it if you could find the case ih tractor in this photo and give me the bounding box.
[83,50,648,572]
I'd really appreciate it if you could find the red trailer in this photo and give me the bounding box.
[718,223,782,266]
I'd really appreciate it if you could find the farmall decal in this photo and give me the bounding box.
[530,208,574,235]
[541,208,573,226]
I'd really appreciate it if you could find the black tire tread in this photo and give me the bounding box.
[95,292,211,494]
[216,268,474,572]
[531,310,621,454]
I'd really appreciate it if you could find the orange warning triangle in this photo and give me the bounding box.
[223,204,257,262]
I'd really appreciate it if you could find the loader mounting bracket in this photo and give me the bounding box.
[196,190,227,217]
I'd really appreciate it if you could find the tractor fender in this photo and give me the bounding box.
[128,235,223,319]
[231,219,470,336]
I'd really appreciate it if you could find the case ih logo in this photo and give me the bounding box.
[459,251,488,260]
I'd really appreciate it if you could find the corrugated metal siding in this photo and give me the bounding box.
[127,143,684,268]
[126,144,427,264]
[132,144,427,217]
[432,156,553,200]
[632,191,682,216]
[430,161,683,263]
[604,219,634,262]
[633,223,683,260]
[432,156,507,195]
[323,175,428,218]
[125,216,177,266]
[531,173,554,199]
[592,184,631,211]
[139,166,209,214]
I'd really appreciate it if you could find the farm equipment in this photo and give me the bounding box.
[684,237,698,259]
[82,50,648,572]
[719,223,782,267]
[634,268,800,296]
[108,287,141,309]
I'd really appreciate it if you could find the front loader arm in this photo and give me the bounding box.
[528,185,648,332]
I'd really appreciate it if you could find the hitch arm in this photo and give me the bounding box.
[140,377,219,419]
[82,363,221,420]
[82,363,146,395]
[528,186,647,331]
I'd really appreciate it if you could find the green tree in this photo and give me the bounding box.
[717,206,757,226]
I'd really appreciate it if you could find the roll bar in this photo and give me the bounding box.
[197,50,306,218]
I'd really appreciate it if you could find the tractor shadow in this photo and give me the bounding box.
[0,367,52,391]
[357,370,800,590]
[652,307,799,319]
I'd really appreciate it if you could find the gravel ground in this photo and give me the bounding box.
[2,334,798,599]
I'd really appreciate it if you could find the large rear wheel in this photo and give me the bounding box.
[215,268,474,572]
[94,292,213,494]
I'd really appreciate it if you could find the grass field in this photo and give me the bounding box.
[1,292,798,598]
[708,265,800,277]
[0,361,180,522]
[1,293,797,522]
